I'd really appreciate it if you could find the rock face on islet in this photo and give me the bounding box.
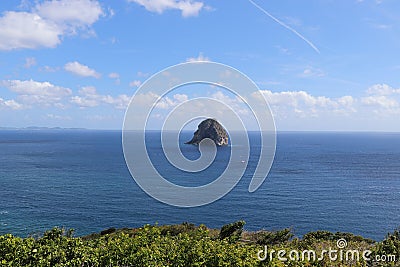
[185,119,229,146]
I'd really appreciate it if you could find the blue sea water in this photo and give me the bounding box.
[0,130,399,240]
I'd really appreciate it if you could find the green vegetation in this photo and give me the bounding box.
[0,222,398,267]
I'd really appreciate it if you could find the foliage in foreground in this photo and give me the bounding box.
[0,222,398,267]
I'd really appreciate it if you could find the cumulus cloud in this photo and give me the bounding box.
[35,0,103,29]
[256,90,356,118]
[360,84,400,114]
[2,79,72,106]
[3,77,399,130]
[70,86,130,109]
[70,87,99,107]
[252,84,400,121]
[337,95,355,108]
[64,61,101,78]
[156,93,189,109]
[131,92,159,106]
[129,0,205,17]
[4,79,71,96]
[127,92,189,110]
[130,89,356,125]
[366,83,400,96]
[0,0,104,50]
[361,95,398,108]
[130,90,250,125]
[210,91,249,115]
[0,11,61,50]
[186,53,210,62]
[260,90,334,107]
[126,91,191,110]
[0,98,24,110]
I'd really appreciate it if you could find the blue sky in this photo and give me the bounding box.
[0,0,399,131]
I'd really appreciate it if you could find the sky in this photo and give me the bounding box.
[0,0,400,131]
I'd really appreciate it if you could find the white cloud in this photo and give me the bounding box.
[24,57,37,68]
[3,79,71,96]
[154,98,174,109]
[337,95,355,108]
[35,0,103,30]
[129,0,205,17]
[64,61,101,78]
[126,92,189,109]
[99,93,131,109]
[366,83,400,96]
[0,98,24,110]
[129,80,142,87]
[173,93,189,102]
[131,92,159,106]
[210,91,249,115]
[260,90,334,107]
[130,91,250,125]
[362,84,400,112]
[70,87,98,107]
[155,93,190,109]
[0,0,104,50]
[361,95,398,108]
[70,86,130,109]
[257,90,356,118]
[70,86,100,107]
[70,96,98,107]
[0,11,61,50]
[186,53,210,62]
[2,79,72,106]
[251,84,400,123]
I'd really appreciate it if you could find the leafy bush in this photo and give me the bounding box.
[249,228,294,246]
[0,223,398,267]
[159,222,198,236]
[370,229,400,267]
[219,220,246,242]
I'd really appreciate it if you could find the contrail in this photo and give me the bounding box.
[247,0,320,54]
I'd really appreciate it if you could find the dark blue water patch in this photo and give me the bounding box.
[145,131,231,187]
[144,131,261,187]
[0,130,399,240]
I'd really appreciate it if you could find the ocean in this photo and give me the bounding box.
[0,130,399,240]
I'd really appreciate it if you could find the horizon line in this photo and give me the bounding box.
[1,127,400,134]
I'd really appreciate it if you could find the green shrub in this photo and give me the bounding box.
[219,220,246,242]
[0,223,398,267]
[251,228,294,246]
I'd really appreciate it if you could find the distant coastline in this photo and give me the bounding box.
[0,126,87,131]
